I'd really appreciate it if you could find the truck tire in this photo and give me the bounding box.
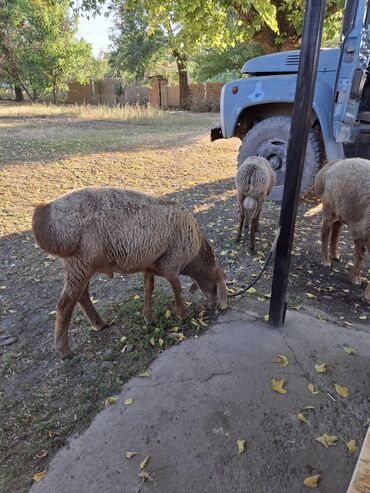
[237,116,321,202]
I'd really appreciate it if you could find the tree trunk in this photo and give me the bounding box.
[14,84,24,102]
[174,52,190,110]
[53,84,57,104]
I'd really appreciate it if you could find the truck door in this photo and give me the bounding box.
[331,0,370,142]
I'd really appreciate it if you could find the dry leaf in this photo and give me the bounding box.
[346,440,357,453]
[124,398,133,405]
[271,378,287,394]
[334,383,350,397]
[342,346,357,355]
[304,406,315,410]
[138,471,154,482]
[48,430,59,438]
[126,451,139,459]
[140,456,150,470]
[133,294,140,300]
[246,287,256,294]
[105,397,118,406]
[358,315,368,320]
[35,450,48,459]
[314,363,327,373]
[149,337,155,347]
[315,433,338,448]
[263,314,269,321]
[305,292,317,299]
[139,370,151,377]
[308,383,320,395]
[303,474,320,488]
[32,469,46,482]
[297,413,309,424]
[274,354,289,367]
[237,439,246,455]
[165,309,171,319]
[158,338,164,348]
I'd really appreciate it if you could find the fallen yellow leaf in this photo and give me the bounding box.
[138,370,151,377]
[237,439,246,455]
[124,398,133,405]
[297,413,309,424]
[140,456,150,470]
[346,440,357,453]
[274,354,289,367]
[342,346,357,355]
[263,314,269,321]
[304,406,315,411]
[133,294,140,300]
[246,287,256,294]
[358,315,368,320]
[158,338,164,348]
[334,383,350,397]
[35,450,48,459]
[303,474,320,488]
[314,363,327,373]
[32,469,46,482]
[126,451,139,459]
[315,433,338,448]
[308,383,320,395]
[165,309,171,319]
[138,471,154,482]
[271,378,287,394]
[149,337,155,347]
[105,397,118,406]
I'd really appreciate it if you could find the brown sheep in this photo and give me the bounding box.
[32,187,227,359]
[314,158,370,301]
[235,156,276,253]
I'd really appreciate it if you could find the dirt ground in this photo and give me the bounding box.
[0,103,369,493]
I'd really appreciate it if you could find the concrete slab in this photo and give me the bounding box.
[30,303,370,493]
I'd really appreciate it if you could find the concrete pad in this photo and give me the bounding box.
[30,303,370,493]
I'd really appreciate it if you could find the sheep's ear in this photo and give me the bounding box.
[189,282,199,293]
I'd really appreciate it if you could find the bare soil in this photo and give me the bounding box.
[0,103,369,493]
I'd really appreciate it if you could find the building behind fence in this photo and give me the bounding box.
[67,77,223,112]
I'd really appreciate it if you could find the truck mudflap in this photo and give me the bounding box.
[210,127,223,141]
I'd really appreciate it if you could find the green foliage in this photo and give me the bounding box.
[191,42,262,82]
[108,5,166,81]
[0,0,96,101]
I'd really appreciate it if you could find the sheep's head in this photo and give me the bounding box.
[190,267,227,310]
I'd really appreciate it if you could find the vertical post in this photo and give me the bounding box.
[269,0,326,326]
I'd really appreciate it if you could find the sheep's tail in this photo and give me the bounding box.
[32,203,79,257]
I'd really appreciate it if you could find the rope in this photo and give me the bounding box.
[228,227,281,298]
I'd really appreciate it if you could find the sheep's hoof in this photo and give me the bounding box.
[92,319,108,331]
[352,276,362,286]
[235,236,241,244]
[144,313,154,325]
[322,260,331,268]
[58,346,73,360]
[331,256,341,263]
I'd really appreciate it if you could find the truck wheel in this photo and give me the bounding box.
[237,116,321,201]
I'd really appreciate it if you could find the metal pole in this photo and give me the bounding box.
[269,0,326,326]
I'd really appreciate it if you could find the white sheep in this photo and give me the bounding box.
[32,187,227,359]
[235,156,276,253]
[314,158,370,301]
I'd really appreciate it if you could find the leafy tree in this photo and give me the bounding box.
[0,0,95,102]
[191,42,262,82]
[108,5,166,82]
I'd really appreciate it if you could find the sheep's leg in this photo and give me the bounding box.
[235,195,245,243]
[330,220,342,261]
[55,278,89,359]
[249,202,262,255]
[366,241,370,301]
[78,283,107,331]
[352,239,365,285]
[143,272,155,325]
[168,276,186,320]
[321,219,332,267]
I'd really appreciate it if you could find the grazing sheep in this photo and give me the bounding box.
[314,158,370,301]
[32,187,227,359]
[235,156,276,253]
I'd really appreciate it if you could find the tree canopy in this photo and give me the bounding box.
[0,0,99,101]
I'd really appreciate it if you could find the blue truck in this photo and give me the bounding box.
[212,0,370,200]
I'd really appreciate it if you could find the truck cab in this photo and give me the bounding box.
[212,0,370,200]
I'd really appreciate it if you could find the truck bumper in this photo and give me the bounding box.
[210,127,224,141]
